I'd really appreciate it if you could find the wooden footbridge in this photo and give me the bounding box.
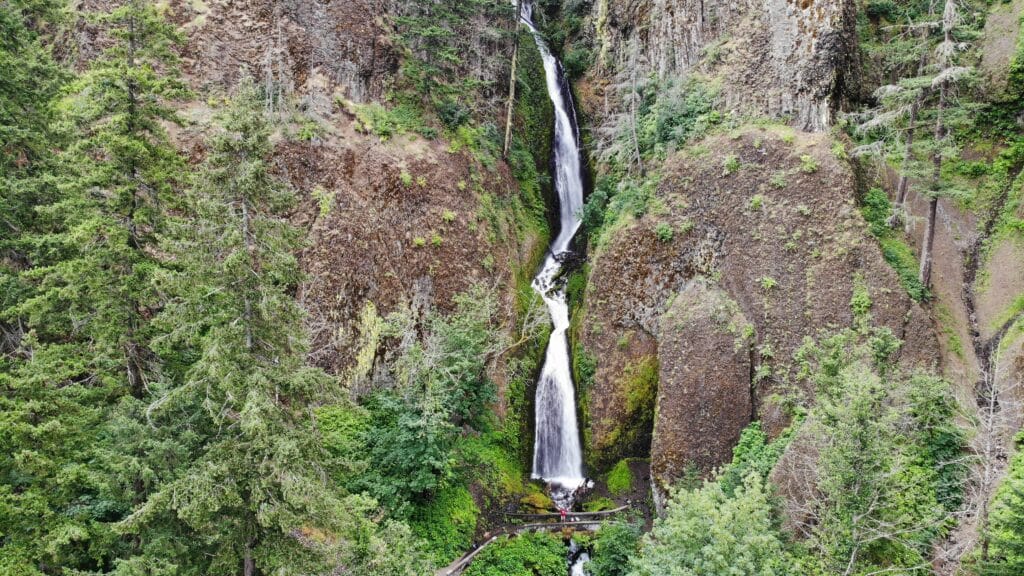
[435,506,629,576]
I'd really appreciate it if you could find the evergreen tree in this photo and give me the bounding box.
[119,79,418,575]
[628,474,794,576]
[855,0,977,289]
[980,444,1024,576]
[0,0,66,254]
[1,1,185,572]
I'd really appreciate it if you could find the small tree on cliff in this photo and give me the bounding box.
[855,0,976,289]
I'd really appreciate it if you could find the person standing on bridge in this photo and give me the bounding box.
[559,508,567,522]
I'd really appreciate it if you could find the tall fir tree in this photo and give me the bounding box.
[118,79,419,575]
[1,1,186,572]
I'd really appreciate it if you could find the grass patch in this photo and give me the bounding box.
[583,497,617,512]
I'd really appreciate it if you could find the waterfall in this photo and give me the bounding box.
[522,1,586,508]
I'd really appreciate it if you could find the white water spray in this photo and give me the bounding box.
[522,1,586,508]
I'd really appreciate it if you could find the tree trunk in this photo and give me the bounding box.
[241,196,255,351]
[888,32,929,229]
[918,195,938,288]
[502,0,522,159]
[919,0,953,289]
[244,540,255,576]
[889,94,922,228]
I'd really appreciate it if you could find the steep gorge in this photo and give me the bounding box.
[12,0,1024,573]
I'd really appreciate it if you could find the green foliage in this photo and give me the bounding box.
[653,222,674,242]
[351,100,435,139]
[410,483,480,564]
[607,459,634,496]
[793,324,967,574]
[393,0,512,122]
[1,2,188,571]
[716,422,796,497]
[0,0,66,251]
[586,522,642,576]
[464,532,567,576]
[769,172,787,189]
[584,497,618,512]
[980,433,1024,575]
[629,474,795,576]
[722,154,740,175]
[799,154,819,173]
[121,78,375,575]
[860,187,929,301]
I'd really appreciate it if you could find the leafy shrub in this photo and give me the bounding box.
[352,101,434,139]
[631,474,795,575]
[859,187,929,301]
[799,154,819,173]
[586,522,642,576]
[716,421,795,496]
[722,154,740,175]
[436,98,470,129]
[769,172,787,189]
[410,483,480,564]
[563,46,593,79]
[463,532,566,576]
[654,222,674,242]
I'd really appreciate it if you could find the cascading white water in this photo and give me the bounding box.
[522,1,586,508]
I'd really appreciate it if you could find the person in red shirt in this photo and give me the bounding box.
[559,508,567,522]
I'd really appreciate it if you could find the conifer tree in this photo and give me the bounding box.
[121,79,395,575]
[856,0,975,290]
[1,1,186,571]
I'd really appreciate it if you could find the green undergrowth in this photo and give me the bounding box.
[584,497,618,512]
[715,420,798,496]
[410,483,480,564]
[606,459,635,496]
[978,431,1024,573]
[341,98,436,140]
[860,187,929,301]
[463,532,566,576]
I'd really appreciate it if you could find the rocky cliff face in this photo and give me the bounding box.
[78,0,545,404]
[652,280,752,499]
[585,0,857,131]
[578,128,939,489]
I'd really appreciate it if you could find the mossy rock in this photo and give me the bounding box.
[606,459,634,496]
[520,489,554,512]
